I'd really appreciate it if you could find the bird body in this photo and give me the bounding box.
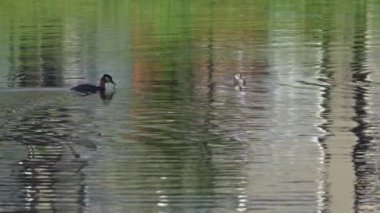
[70,84,101,93]
[71,74,115,95]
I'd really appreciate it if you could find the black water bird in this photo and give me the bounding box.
[71,74,116,95]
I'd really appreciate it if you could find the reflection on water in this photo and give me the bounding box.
[0,0,380,212]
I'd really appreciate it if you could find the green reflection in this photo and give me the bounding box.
[0,0,373,87]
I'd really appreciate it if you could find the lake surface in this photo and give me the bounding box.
[0,1,380,212]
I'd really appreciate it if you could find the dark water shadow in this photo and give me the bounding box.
[0,102,98,212]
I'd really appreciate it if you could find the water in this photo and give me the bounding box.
[0,0,380,212]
